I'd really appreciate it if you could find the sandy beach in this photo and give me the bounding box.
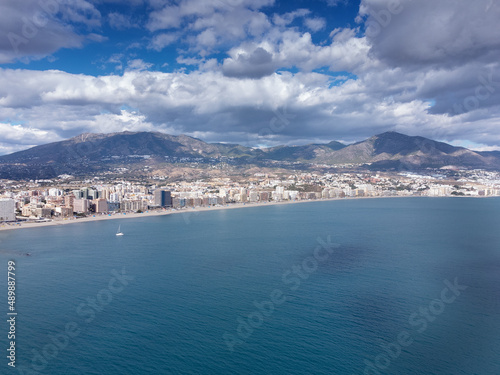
[1,194,491,232]
[0,197,363,232]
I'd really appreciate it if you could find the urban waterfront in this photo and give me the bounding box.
[0,197,499,374]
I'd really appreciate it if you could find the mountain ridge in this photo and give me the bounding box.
[1,131,499,179]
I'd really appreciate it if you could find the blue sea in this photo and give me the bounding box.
[1,197,500,374]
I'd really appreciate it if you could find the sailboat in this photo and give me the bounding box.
[116,225,124,236]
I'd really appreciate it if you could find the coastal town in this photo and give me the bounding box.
[0,168,499,227]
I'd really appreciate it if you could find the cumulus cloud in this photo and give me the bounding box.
[359,0,500,68]
[222,47,275,78]
[272,9,310,27]
[127,59,154,71]
[1,66,499,154]
[0,122,62,154]
[221,27,373,78]
[1,0,500,154]
[0,0,103,63]
[149,33,180,51]
[354,0,500,118]
[147,0,273,53]
[304,17,326,32]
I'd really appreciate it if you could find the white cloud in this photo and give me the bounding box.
[323,0,347,6]
[222,46,275,78]
[272,9,310,27]
[108,12,136,30]
[1,0,500,154]
[1,66,500,154]
[147,0,273,54]
[304,17,326,32]
[149,33,179,51]
[0,122,61,154]
[359,0,500,68]
[220,27,373,78]
[0,0,103,63]
[126,59,154,71]
[58,0,102,28]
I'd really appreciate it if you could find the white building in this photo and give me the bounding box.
[48,188,63,197]
[0,198,16,222]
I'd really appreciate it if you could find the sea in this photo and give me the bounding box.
[0,197,499,375]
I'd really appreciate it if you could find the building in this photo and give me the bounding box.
[34,208,52,219]
[81,187,98,200]
[22,205,33,217]
[55,207,73,218]
[73,199,89,213]
[107,202,120,212]
[248,191,259,202]
[259,192,270,202]
[172,197,186,208]
[64,195,74,208]
[48,188,63,197]
[121,200,148,212]
[93,198,109,213]
[0,198,16,222]
[154,190,172,207]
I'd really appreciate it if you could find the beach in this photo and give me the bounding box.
[2,194,487,232]
[0,197,354,232]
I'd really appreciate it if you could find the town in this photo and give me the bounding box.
[1,169,500,224]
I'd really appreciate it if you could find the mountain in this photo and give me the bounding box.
[0,131,499,179]
[0,131,250,163]
[259,141,346,162]
[360,132,500,171]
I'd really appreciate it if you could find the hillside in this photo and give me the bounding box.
[0,131,499,179]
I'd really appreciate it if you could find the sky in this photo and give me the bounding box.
[0,0,499,155]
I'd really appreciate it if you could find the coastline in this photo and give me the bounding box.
[0,195,495,232]
[1,197,342,232]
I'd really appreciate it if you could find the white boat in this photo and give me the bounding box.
[116,225,124,236]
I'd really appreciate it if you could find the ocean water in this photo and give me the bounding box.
[0,197,499,375]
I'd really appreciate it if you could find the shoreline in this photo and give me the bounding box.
[0,195,497,232]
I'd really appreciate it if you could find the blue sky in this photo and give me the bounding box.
[4,0,361,76]
[0,0,499,154]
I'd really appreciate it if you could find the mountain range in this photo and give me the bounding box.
[1,131,499,180]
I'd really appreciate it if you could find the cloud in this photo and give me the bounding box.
[1,66,500,155]
[126,59,153,71]
[108,12,136,30]
[58,0,102,28]
[149,33,179,51]
[359,0,500,68]
[222,47,275,78]
[1,0,500,154]
[272,9,310,27]
[0,0,103,63]
[147,5,183,30]
[304,17,326,32]
[353,0,500,118]
[147,0,273,54]
[0,122,62,154]
[323,0,348,6]
[221,27,373,78]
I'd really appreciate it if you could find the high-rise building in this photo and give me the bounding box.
[154,190,172,207]
[64,195,74,208]
[0,198,16,222]
[121,200,148,212]
[73,199,89,213]
[81,187,90,199]
[93,198,109,213]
